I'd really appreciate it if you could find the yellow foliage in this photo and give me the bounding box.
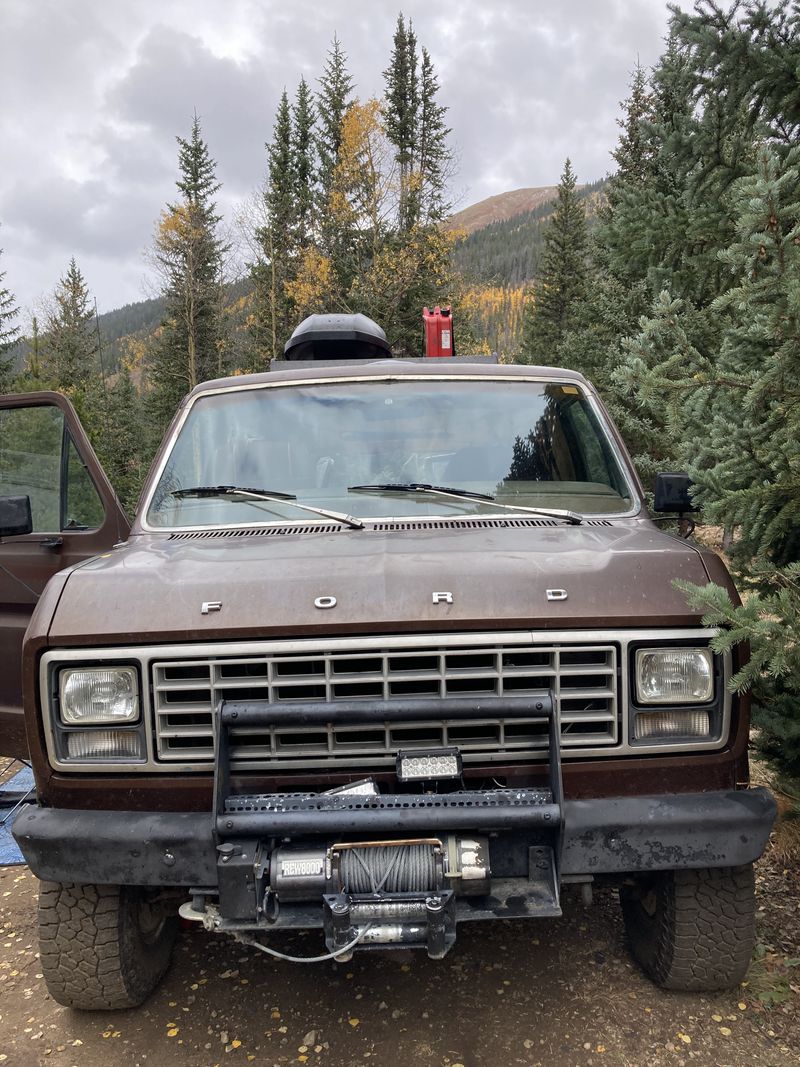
[157,205,202,246]
[446,225,468,246]
[458,284,529,358]
[329,99,395,237]
[285,248,336,315]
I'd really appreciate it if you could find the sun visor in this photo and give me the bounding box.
[283,314,392,361]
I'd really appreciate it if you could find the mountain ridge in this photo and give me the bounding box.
[449,186,562,235]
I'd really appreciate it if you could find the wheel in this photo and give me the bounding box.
[620,864,756,991]
[38,881,178,1009]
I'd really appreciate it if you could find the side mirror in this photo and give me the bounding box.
[0,495,33,537]
[653,473,695,513]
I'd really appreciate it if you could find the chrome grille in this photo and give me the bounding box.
[152,639,619,769]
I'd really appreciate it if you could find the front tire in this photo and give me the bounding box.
[39,881,178,1009]
[620,864,756,991]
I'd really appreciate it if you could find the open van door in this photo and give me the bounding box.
[0,392,129,757]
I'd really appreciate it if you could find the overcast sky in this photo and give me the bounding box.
[0,0,672,319]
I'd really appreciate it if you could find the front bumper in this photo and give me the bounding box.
[13,787,776,888]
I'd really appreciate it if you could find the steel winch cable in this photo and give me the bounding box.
[340,844,438,894]
[234,925,372,964]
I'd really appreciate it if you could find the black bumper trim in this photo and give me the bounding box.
[561,787,776,873]
[12,808,217,886]
[12,788,775,887]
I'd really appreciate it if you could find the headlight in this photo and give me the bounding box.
[635,648,713,705]
[60,667,139,724]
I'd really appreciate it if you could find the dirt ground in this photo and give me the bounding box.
[0,834,797,1067]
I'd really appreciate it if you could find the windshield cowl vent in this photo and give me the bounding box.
[168,525,344,540]
[165,515,617,540]
[369,518,561,531]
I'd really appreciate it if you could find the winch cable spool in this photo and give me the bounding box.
[339,844,439,895]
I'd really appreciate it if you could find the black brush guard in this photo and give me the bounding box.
[212,695,564,957]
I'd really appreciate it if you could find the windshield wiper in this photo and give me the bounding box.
[171,485,364,530]
[349,482,495,502]
[348,483,582,525]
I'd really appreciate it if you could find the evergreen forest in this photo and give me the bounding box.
[0,2,798,778]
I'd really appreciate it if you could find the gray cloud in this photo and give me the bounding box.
[0,0,671,317]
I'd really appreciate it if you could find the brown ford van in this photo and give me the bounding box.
[1,349,775,1009]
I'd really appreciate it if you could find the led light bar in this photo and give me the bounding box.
[396,747,462,782]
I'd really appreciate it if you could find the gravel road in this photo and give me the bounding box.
[0,855,797,1067]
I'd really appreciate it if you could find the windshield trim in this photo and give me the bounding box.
[138,373,643,532]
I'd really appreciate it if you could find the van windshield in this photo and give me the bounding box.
[146,379,635,528]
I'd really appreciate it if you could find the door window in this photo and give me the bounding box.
[0,404,105,532]
[65,436,105,529]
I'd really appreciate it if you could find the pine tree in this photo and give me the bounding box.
[607,61,653,205]
[316,35,354,220]
[95,364,145,515]
[0,240,21,389]
[417,46,452,224]
[266,90,294,263]
[41,258,98,396]
[607,2,800,776]
[677,143,800,591]
[520,159,589,363]
[150,116,226,428]
[383,14,420,233]
[28,316,42,380]
[547,66,674,484]
[598,36,695,294]
[315,35,356,293]
[252,90,296,361]
[292,78,316,248]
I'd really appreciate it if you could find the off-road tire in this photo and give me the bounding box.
[38,881,178,1009]
[620,864,756,991]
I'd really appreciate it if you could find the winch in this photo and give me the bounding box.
[267,836,489,958]
[270,836,491,900]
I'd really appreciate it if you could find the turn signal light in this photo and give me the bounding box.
[634,709,712,741]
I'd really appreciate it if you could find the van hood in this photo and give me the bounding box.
[47,520,713,645]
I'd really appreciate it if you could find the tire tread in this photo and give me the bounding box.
[38,881,176,1010]
[621,864,756,992]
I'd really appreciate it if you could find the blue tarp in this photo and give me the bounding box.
[0,764,35,866]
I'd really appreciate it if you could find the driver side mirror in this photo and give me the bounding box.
[653,472,695,513]
[0,495,33,537]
